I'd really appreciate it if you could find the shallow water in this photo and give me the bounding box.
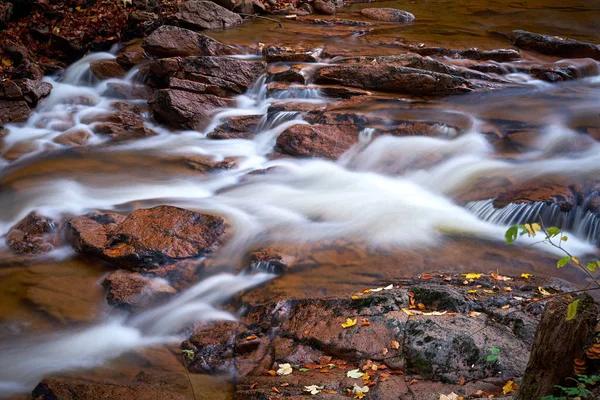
[0,0,600,396]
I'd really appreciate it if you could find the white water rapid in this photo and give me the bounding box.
[0,51,599,396]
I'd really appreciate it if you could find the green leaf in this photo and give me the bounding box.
[505,225,519,244]
[566,299,579,321]
[546,227,561,237]
[299,368,310,372]
[490,347,500,354]
[561,235,568,242]
[587,262,597,272]
[486,354,498,362]
[557,256,571,268]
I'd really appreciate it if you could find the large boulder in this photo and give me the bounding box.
[142,25,240,58]
[313,64,472,96]
[360,8,415,22]
[149,89,232,130]
[102,205,227,269]
[313,0,336,15]
[174,0,242,30]
[0,79,52,124]
[148,56,265,96]
[504,30,600,61]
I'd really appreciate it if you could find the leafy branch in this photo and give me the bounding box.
[505,222,600,320]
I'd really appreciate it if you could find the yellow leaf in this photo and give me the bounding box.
[351,295,360,300]
[401,308,416,316]
[461,273,481,279]
[571,256,580,265]
[1,59,12,67]
[467,289,478,294]
[483,289,495,294]
[341,318,358,328]
[521,273,532,279]
[391,340,400,349]
[538,287,551,296]
[423,311,447,316]
[502,380,518,395]
[524,223,541,237]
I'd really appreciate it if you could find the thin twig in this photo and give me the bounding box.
[181,354,198,400]
[238,13,284,28]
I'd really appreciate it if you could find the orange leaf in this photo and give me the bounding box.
[245,335,258,340]
[267,370,276,376]
[280,382,289,387]
[391,340,400,349]
[422,273,432,280]
[271,387,281,393]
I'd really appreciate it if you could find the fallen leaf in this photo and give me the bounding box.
[418,303,427,310]
[245,335,258,340]
[504,287,512,292]
[299,368,310,372]
[501,304,510,309]
[351,295,360,300]
[347,369,365,379]
[271,387,281,394]
[483,289,495,294]
[439,393,461,400]
[267,370,276,376]
[319,356,332,365]
[423,311,447,316]
[491,273,512,281]
[1,59,13,67]
[352,383,369,399]
[303,385,324,395]
[319,368,329,373]
[513,296,524,300]
[276,363,292,376]
[250,383,257,389]
[521,273,532,279]
[382,347,389,356]
[360,318,371,327]
[538,287,552,296]
[459,377,466,385]
[280,382,289,387]
[502,380,518,395]
[384,284,394,290]
[409,379,418,386]
[462,273,481,279]
[422,273,432,280]
[342,318,358,328]
[402,308,416,316]
[391,340,400,349]
[469,311,481,318]
[443,276,452,281]
[467,289,478,294]
[323,389,337,394]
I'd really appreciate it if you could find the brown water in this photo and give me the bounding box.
[1,0,600,397]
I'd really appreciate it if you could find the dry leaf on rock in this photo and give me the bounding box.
[276,363,293,376]
[342,318,358,328]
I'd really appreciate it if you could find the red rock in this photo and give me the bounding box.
[265,46,322,63]
[104,83,154,100]
[5,212,60,254]
[313,0,335,15]
[101,205,227,269]
[66,211,127,254]
[32,377,190,400]
[142,25,240,58]
[89,59,127,80]
[174,0,242,30]
[208,114,262,140]
[149,89,232,131]
[505,30,600,61]
[183,154,238,172]
[314,64,472,96]
[0,99,30,124]
[275,123,360,159]
[360,8,415,22]
[53,130,92,146]
[102,270,177,312]
[93,110,156,141]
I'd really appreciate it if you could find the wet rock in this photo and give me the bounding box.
[300,17,372,26]
[182,321,242,374]
[314,64,473,96]
[53,130,92,146]
[142,25,240,58]
[166,77,227,97]
[66,211,127,254]
[149,89,232,130]
[102,270,177,312]
[504,30,600,61]
[265,46,323,63]
[5,212,60,254]
[174,0,242,30]
[313,0,336,15]
[360,8,415,23]
[275,123,359,159]
[208,114,262,139]
[32,377,190,400]
[93,110,156,141]
[115,42,147,69]
[403,44,521,62]
[183,154,238,172]
[143,259,204,291]
[268,67,306,84]
[148,56,265,96]
[89,59,127,80]
[0,99,30,124]
[101,205,227,269]
[492,178,579,210]
[104,83,154,101]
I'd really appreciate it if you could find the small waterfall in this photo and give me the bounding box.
[465,199,600,245]
[271,85,323,100]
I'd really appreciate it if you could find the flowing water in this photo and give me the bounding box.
[1,0,600,397]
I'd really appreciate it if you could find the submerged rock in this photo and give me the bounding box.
[89,59,127,80]
[142,25,240,58]
[103,270,177,312]
[174,0,242,30]
[360,8,415,22]
[6,212,61,254]
[504,30,600,61]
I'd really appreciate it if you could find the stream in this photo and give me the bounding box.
[0,0,599,398]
